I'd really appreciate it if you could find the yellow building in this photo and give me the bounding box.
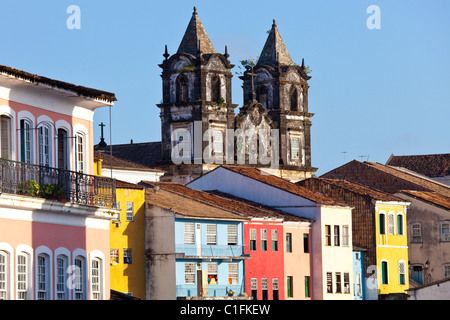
[375,202,409,297]
[94,151,150,300]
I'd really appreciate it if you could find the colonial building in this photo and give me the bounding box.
[0,64,118,300]
[96,7,316,184]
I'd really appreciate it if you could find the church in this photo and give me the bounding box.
[97,7,316,184]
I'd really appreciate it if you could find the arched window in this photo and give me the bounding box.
[176,75,188,102]
[211,75,221,103]
[257,86,268,109]
[55,254,69,300]
[75,133,85,173]
[16,253,31,300]
[91,258,102,300]
[0,115,11,160]
[0,250,10,300]
[20,119,33,164]
[379,212,386,235]
[290,87,298,111]
[38,124,51,167]
[57,128,69,170]
[37,253,50,300]
[74,256,86,300]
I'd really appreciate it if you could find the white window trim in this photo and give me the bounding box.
[18,112,36,164]
[55,120,72,171]
[35,246,53,300]
[15,244,33,300]
[54,247,70,300]
[381,259,389,285]
[72,248,88,300]
[73,124,89,174]
[398,260,406,285]
[379,210,387,235]
[89,250,105,300]
[440,221,450,241]
[0,243,14,300]
[0,105,17,160]
[396,212,404,235]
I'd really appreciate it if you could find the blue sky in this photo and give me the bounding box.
[1,0,449,175]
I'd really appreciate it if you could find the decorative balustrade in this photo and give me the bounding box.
[0,158,116,208]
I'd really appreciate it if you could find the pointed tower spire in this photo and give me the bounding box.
[257,19,293,67]
[177,7,215,57]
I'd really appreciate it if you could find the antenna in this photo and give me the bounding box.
[341,151,347,162]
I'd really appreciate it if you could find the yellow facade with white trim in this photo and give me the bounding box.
[374,202,409,296]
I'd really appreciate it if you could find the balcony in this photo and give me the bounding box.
[0,158,116,208]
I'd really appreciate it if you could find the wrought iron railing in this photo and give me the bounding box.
[0,158,116,208]
[175,244,247,258]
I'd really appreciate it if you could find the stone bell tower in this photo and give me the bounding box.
[156,7,237,184]
[239,19,317,181]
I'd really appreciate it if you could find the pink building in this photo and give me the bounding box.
[0,65,117,300]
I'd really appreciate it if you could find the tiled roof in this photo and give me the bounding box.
[95,141,162,168]
[298,177,405,203]
[398,190,450,211]
[216,166,349,207]
[141,181,312,223]
[116,179,145,190]
[0,65,116,103]
[386,153,450,178]
[94,150,164,173]
[143,182,247,221]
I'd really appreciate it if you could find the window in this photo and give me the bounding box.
[290,138,299,160]
[37,254,50,300]
[412,266,423,285]
[176,74,188,102]
[356,272,362,297]
[251,278,257,300]
[0,115,11,159]
[250,229,257,251]
[272,278,279,300]
[342,226,349,246]
[303,234,309,253]
[184,223,195,244]
[17,254,29,300]
[334,225,340,246]
[287,276,293,298]
[0,251,9,300]
[343,273,350,293]
[325,225,331,246]
[91,258,102,300]
[286,233,292,252]
[38,125,51,167]
[335,272,342,293]
[381,261,388,285]
[305,276,310,298]
[211,75,221,103]
[20,119,32,164]
[443,264,450,279]
[379,213,386,235]
[212,130,223,155]
[206,224,217,245]
[261,229,267,251]
[388,212,395,235]
[272,229,278,251]
[290,88,298,111]
[57,128,68,170]
[326,272,333,293]
[441,222,450,241]
[398,261,406,285]
[261,278,268,300]
[172,128,191,159]
[227,225,238,245]
[110,249,119,265]
[123,249,132,264]
[113,202,120,221]
[207,263,218,285]
[74,256,86,300]
[75,133,85,172]
[397,214,404,235]
[126,202,134,221]
[185,263,195,285]
[412,223,422,243]
[228,263,238,285]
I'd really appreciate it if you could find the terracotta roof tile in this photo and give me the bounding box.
[386,153,450,178]
[219,165,349,207]
[398,190,450,211]
[94,150,165,173]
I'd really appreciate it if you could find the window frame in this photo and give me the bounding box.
[261,229,268,251]
[227,225,238,246]
[185,263,196,285]
[207,263,218,285]
[206,224,217,245]
[398,260,406,285]
[250,228,257,251]
[440,221,450,241]
[0,115,12,160]
[126,202,134,222]
[325,225,332,246]
[184,222,195,245]
[38,124,52,167]
[381,260,389,285]
[228,263,238,285]
[272,229,278,251]
[286,233,292,253]
[412,223,422,243]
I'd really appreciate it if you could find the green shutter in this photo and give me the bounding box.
[397,215,403,235]
[305,276,310,298]
[382,261,388,284]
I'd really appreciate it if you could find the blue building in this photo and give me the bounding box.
[143,182,250,300]
[353,247,366,300]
